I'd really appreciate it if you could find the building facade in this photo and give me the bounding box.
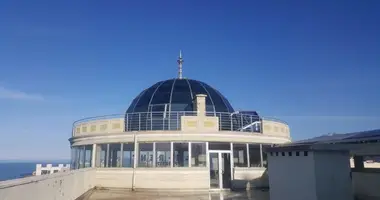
[69,57,291,190]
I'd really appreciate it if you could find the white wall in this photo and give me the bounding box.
[313,151,353,200]
[268,152,317,200]
[232,167,268,189]
[352,171,380,199]
[0,168,95,200]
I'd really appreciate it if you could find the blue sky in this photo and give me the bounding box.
[0,0,379,160]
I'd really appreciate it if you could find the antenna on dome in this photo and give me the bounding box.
[177,50,184,79]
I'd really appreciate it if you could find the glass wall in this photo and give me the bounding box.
[122,143,134,167]
[191,143,206,167]
[108,144,121,167]
[156,143,171,167]
[138,143,154,167]
[249,144,261,167]
[71,142,271,170]
[84,145,92,168]
[96,144,107,168]
[233,144,247,167]
[173,143,189,167]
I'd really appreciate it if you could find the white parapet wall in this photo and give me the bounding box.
[0,168,95,200]
[232,167,268,190]
[36,164,71,175]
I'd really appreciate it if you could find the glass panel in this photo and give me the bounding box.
[249,144,261,167]
[96,144,107,168]
[191,143,206,167]
[187,80,211,106]
[79,146,85,169]
[122,143,134,168]
[222,153,231,188]
[155,143,171,167]
[138,143,154,167]
[173,143,189,167]
[71,148,76,170]
[133,82,162,112]
[233,144,248,167]
[262,144,271,167]
[209,142,230,150]
[150,80,174,105]
[170,79,193,111]
[201,83,228,113]
[84,145,92,168]
[209,153,219,189]
[108,144,121,167]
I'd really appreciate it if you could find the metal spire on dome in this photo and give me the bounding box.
[177,50,184,79]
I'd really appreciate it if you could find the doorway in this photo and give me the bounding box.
[209,151,232,189]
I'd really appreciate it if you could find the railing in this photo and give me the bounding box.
[73,111,288,134]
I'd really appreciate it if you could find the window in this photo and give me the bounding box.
[209,142,230,150]
[173,143,189,167]
[71,148,77,170]
[84,145,92,168]
[261,144,271,167]
[249,144,261,167]
[138,143,153,167]
[233,144,248,167]
[122,143,134,167]
[155,143,171,167]
[191,143,206,167]
[79,146,85,168]
[108,144,121,167]
[96,144,107,168]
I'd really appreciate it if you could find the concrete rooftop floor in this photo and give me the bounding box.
[83,189,270,200]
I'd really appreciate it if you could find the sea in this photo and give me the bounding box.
[0,160,69,181]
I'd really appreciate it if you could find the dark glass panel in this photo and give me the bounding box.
[126,90,146,113]
[187,80,212,106]
[170,79,193,111]
[150,79,174,105]
[133,81,162,113]
[201,83,229,113]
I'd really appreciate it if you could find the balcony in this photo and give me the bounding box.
[72,111,289,137]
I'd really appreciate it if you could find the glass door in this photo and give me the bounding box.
[209,151,232,189]
[209,152,220,189]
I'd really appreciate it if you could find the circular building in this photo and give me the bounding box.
[69,53,291,191]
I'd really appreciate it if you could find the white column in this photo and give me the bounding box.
[206,142,209,167]
[120,143,124,167]
[260,144,263,167]
[188,142,192,167]
[230,142,234,180]
[153,142,156,167]
[91,144,96,168]
[170,142,174,168]
[246,143,250,167]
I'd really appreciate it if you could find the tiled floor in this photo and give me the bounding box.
[86,189,270,200]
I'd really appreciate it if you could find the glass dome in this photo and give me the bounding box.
[126,78,234,114]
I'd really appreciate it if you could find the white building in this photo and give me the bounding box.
[35,164,71,176]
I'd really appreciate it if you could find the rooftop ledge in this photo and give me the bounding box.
[71,112,290,138]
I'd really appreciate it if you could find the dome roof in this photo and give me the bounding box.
[126,78,234,114]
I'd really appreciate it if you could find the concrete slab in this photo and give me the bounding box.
[85,189,270,200]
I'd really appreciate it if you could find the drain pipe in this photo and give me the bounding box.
[132,131,137,191]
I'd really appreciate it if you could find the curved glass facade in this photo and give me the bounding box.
[126,78,234,114]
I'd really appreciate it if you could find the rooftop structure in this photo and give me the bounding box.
[69,52,290,191]
[0,52,290,200]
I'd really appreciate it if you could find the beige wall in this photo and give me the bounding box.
[0,168,95,200]
[72,118,291,140]
[262,119,290,138]
[95,168,209,190]
[74,118,124,137]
